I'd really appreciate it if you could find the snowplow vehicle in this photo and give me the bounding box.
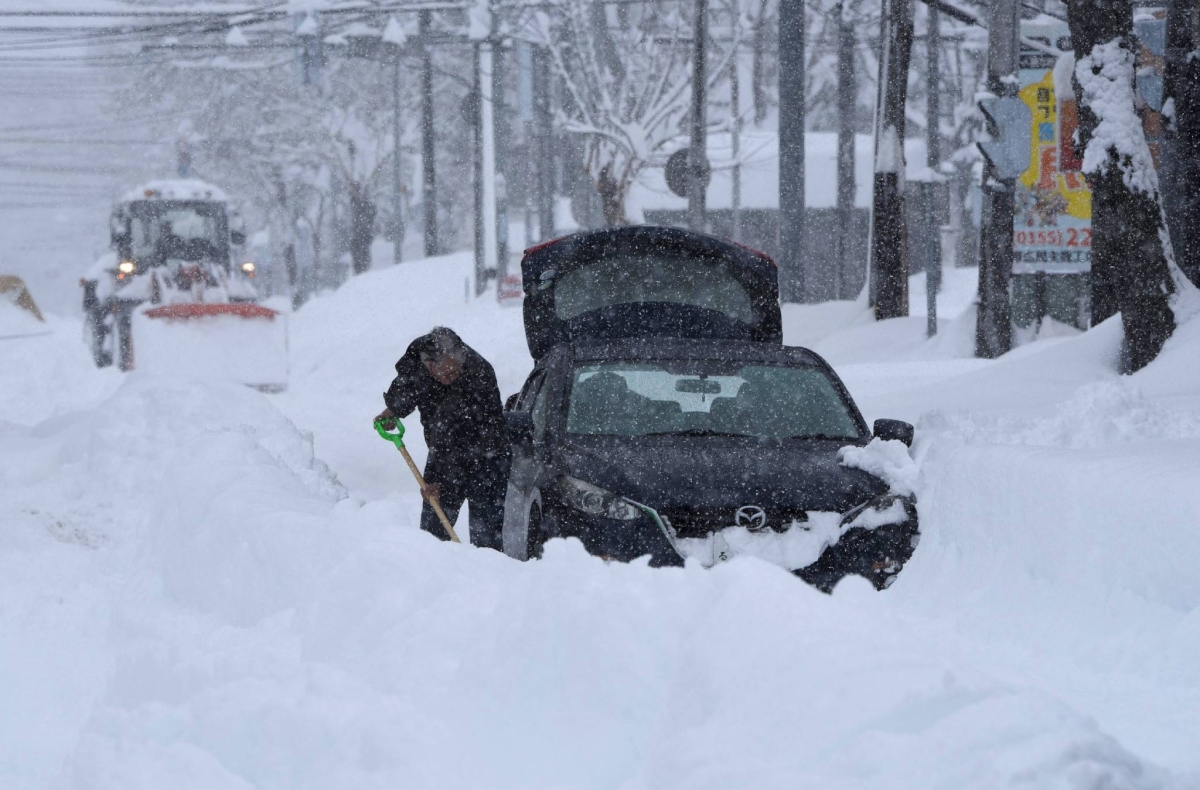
[503,226,919,591]
[81,180,286,391]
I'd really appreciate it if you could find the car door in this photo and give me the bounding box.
[502,368,546,558]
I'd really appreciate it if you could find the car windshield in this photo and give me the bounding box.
[129,201,227,264]
[567,360,861,440]
[553,254,756,324]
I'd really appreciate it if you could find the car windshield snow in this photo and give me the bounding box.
[567,360,861,440]
[553,254,756,325]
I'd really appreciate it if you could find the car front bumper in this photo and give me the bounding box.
[546,494,919,590]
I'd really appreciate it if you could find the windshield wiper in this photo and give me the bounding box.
[784,433,859,441]
[643,428,751,438]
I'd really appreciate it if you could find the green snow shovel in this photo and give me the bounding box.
[374,418,461,543]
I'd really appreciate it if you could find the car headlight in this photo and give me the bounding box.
[117,261,135,275]
[558,476,640,520]
[241,261,256,274]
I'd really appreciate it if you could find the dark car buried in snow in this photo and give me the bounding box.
[503,226,918,591]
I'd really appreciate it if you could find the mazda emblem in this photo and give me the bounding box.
[735,505,768,531]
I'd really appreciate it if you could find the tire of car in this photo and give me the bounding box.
[526,504,546,561]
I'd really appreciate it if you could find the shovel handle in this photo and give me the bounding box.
[375,418,460,543]
[398,444,461,543]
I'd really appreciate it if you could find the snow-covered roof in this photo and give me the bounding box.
[123,179,230,203]
[630,132,930,214]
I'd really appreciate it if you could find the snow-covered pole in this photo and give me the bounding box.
[925,2,941,337]
[420,10,440,258]
[471,0,499,295]
[730,12,742,244]
[492,18,510,288]
[835,0,855,300]
[385,17,408,266]
[975,0,1018,358]
[532,43,556,240]
[868,0,913,319]
[687,0,709,232]
[778,0,806,302]
[293,11,322,89]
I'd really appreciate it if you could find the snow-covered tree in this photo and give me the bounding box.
[522,0,732,225]
[1066,0,1197,372]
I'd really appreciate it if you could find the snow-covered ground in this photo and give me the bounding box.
[3,256,1200,789]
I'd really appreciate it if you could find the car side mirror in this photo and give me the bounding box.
[873,419,914,447]
[504,392,519,410]
[506,411,534,443]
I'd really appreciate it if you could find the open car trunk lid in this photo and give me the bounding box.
[521,227,782,361]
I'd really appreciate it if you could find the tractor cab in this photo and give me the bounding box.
[108,180,249,281]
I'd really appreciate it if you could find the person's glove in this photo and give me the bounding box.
[375,407,396,431]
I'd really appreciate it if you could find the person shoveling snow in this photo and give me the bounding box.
[376,327,510,550]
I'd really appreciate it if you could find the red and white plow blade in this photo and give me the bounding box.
[132,303,288,391]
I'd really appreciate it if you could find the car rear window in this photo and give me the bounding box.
[553,255,756,325]
[567,361,861,440]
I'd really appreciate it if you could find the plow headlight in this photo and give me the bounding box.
[559,476,640,521]
[117,261,135,275]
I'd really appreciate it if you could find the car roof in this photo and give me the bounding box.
[563,337,827,367]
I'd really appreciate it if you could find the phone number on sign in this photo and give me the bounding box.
[1014,228,1091,248]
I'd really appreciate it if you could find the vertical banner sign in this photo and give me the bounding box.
[1012,65,1092,274]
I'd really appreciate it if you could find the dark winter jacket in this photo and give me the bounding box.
[383,334,508,461]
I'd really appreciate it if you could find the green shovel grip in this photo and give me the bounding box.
[374,417,407,449]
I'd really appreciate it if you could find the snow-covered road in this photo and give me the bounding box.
[2,255,1199,788]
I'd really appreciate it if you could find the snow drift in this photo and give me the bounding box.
[3,253,1200,787]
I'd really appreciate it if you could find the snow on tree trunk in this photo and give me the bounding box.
[1163,0,1200,287]
[1066,0,1194,372]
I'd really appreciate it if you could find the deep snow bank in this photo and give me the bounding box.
[0,374,1176,789]
[770,287,1200,768]
[6,254,1200,786]
[0,315,121,426]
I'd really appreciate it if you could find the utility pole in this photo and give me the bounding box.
[976,0,1018,358]
[469,0,499,295]
[473,43,485,288]
[778,0,806,302]
[835,0,855,300]
[924,2,941,336]
[533,44,556,240]
[1163,0,1200,286]
[419,10,440,257]
[868,0,913,319]
[383,16,407,266]
[294,11,322,88]
[391,58,405,265]
[492,30,510,285]
[730,21,742,243]
[687,0,709,231]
